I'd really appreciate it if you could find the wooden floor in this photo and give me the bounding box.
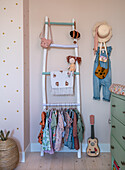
[15,152,111,170]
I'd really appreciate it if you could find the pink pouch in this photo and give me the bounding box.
[39,18,53,48]
[41,38,52,48]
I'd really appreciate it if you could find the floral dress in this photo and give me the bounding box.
[67,110,74,149]
[64,109,73,143]
[42,112,51,152]
[55,111,64,151]
[45,110,54,154]
[51,110,57,149]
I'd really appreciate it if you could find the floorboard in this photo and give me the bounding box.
[15,152,111,170]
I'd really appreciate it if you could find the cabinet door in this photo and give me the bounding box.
[111,95,125,125]
[111,115,125,150]
[111,136,125,170]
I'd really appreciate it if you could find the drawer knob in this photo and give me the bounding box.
[121,161,125,166]
[122,136,125,140]
[108,119,111,124]
[112,125,116,128]
[112,105,116,107]
[111,145,114,149]
[123,111,125,114]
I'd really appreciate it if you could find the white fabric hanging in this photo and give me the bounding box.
[50,71,74,95]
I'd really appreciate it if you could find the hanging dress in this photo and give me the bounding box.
[51,110,57,149]
[42,112,51,152]
[45,109,54,154]
[67,109,74,149]
[55,111,64,151]
[75,109,84,143]
[64,109,72,145]
[38,111,46,144]
[64,109,74,149]
[73,111,79,150]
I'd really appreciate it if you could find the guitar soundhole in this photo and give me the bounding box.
[91,142,95,146]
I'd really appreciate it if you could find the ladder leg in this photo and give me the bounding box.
[42,48,47,110]
[74,38,82,158]
[42,16,48,110]
[77,142,82,158]
[41,16,49,156]
[40,146,44,157]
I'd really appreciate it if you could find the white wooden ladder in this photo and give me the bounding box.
[41,16,82,158]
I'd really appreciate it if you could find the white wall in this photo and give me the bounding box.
[29,0,125,149]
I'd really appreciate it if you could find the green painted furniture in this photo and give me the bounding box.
[111,93,125,170]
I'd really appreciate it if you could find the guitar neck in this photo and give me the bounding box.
[91,125,95,139]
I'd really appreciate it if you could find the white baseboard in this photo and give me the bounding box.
[19,143,31,162]
[98,143,110,152]
[30,143,110,153]
[30,143,41,152]
[19,152,25,162]
[25,143,31,152]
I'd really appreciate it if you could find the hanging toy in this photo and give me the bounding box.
[70,21,80,44]
[67,55,81,76]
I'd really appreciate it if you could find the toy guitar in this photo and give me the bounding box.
[86,115,100,157]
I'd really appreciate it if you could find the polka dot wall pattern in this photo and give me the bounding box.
[0,0,23,150]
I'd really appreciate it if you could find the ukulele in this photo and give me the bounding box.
[86,115,100,157]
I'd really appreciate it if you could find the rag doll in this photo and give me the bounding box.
[67,56,81,75]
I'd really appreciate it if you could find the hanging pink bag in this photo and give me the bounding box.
[39,18,53,48]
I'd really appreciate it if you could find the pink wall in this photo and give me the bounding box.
[1,0,125,158]
[0,0,24,152]
[24,0,30,151]
[29,0,125,149]
[0,0,30,162]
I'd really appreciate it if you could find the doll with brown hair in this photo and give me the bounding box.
[67,56,81,75]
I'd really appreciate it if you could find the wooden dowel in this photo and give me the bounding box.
[45,22,74,26]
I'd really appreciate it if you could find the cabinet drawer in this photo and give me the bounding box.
[111,136,125,170]
[111,95,125,125]
[111,116,125,150]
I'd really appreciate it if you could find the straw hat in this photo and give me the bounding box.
[93,22,112,43]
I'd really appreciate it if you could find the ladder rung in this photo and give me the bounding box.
[43,103,80,107]
[45,22,74,26]
[50,44,78,48]
[42,72,79,75]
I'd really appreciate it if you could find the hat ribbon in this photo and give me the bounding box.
[94,27,98,55]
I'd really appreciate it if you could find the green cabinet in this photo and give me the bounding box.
[111,93,125,170]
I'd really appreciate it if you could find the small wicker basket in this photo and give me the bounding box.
[0,138,19,170]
